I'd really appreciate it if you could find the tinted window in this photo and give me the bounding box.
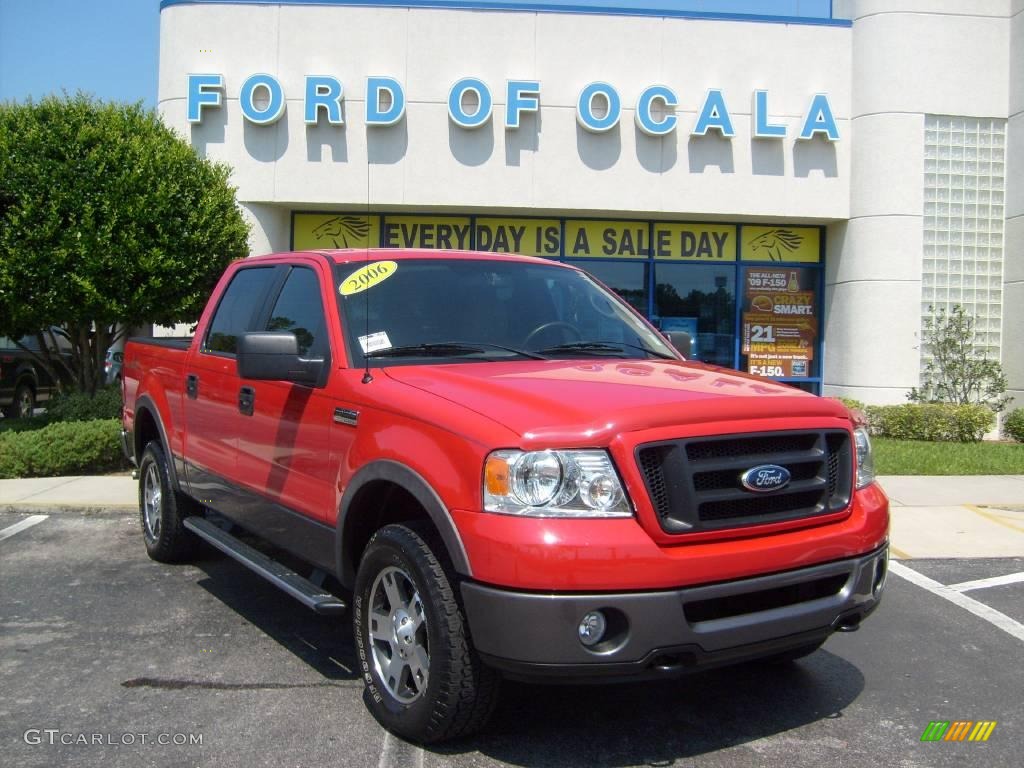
[205,267,276,355]
[0,336,40,351]
[265,267,328,358]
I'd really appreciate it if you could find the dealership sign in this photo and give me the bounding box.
[187,74,839,141]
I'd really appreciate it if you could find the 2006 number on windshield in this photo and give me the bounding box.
[340,261,397,296]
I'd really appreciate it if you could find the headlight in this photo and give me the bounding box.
[854,427,875,489]
[484,449,632,517]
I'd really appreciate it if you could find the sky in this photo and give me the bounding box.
[0,0,160,106]
[0,0,832,108]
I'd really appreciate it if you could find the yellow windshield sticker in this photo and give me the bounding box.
[340,261,398,296]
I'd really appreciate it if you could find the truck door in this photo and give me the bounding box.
[182,265,281,514]
[234,263,339,525]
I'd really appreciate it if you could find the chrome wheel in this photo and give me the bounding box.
[368,566,429,704]
[143,463,162,540]
[138,442,199,563]
[16,387,33,418]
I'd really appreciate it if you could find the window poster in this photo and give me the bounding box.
[740,267,818,378]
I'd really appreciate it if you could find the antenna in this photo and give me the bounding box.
[361,138,373,384]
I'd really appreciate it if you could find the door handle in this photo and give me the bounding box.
[238,386,255,416]
[186,374,199,399]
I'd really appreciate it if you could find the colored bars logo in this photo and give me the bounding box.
[920,721,997,742]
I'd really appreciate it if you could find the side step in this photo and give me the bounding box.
[184,516,346,616]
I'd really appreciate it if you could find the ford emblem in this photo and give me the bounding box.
[740,464,791,493]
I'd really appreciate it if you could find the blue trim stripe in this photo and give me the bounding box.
[159,0,852,27]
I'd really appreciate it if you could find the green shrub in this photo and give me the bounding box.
[910,304,1011,413]
[835,397,866,414]
[1004,408,1024,443]
[0,419,126,478]
[864,403,993,443]
[45,386,122,422]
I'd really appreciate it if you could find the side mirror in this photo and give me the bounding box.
[237,332,324,384]
[663,331,692,359]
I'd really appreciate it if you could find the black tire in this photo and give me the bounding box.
[354,523,500,744]
[765,639,826,664]
[5,382,35,419]
[138,441,199,563]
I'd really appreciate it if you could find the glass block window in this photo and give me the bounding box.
[922,115,1005,362]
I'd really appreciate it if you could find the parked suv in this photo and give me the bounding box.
[0,333,67,418]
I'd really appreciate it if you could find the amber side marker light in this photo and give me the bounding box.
[485,455,510,496]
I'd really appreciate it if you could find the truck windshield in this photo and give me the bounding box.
[335,258,677,366]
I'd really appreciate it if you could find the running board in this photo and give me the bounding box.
[184,516,346,616]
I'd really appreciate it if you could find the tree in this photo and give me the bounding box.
[0,94,249,394]
[909,304,1012,413]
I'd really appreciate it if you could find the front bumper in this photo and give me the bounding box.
[462,544,888,682]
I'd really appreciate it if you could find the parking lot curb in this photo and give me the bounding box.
[1,503,136,516]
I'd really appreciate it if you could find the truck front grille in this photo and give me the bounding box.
[636,430,853,533]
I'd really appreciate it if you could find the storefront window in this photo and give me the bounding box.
[565,260,649,315]
[292,212,826,392]
[653,264,735,367]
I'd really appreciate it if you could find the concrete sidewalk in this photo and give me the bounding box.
[0,474,137,511]
[1,473,1022,559]
[882,475,1024,559]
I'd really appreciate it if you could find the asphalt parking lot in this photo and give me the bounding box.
[1,510,1021,768]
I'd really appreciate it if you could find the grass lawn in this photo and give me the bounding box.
[874,438,1024,475]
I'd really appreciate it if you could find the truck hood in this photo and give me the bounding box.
[384,360,849,444]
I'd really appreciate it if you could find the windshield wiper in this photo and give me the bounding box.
[365,342,547,360]
[535,341,676,360]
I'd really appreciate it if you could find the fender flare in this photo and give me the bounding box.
[135,394,182,493]
[13,366,38,391]
[337,460,473,588]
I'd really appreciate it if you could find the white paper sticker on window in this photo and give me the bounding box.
[358,331,392,354]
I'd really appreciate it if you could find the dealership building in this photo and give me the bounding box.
[158,0,1023,406]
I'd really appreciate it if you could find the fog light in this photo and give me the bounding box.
[578,611,607,647]
[873,548,889,597]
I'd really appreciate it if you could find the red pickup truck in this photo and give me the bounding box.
[122,249,889,743]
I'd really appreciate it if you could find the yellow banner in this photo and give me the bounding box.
[741,226,821,263]
[293,213,380,250]
[564,220,651,259]
[652,223,736,261]
[293,213,821,264]
[474,218,561,258]
[381,216,473,250]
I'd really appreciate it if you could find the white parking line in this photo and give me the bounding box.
[949,571,1024,593]
[0,514,49,542]
[889,561,1024,643]
[377,730,424,768]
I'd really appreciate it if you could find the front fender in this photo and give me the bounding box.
[336,460,472,589]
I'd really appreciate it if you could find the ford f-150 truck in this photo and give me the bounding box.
[122,249,889,743]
